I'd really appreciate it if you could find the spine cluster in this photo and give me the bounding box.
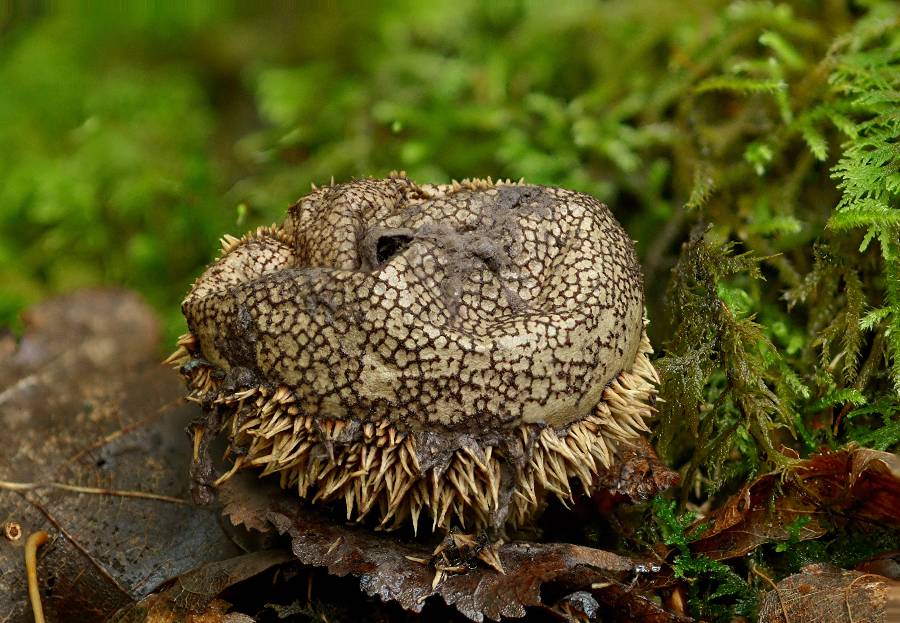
[168,328,658,532]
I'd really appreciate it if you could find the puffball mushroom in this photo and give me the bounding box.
[169,173,658,532]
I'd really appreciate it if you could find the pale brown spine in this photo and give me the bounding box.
[168,325,657,532]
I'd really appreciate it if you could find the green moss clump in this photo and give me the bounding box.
[652,498,759,621]
[651,1,900,487]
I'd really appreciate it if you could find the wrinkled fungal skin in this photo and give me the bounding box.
[182,176,644,432]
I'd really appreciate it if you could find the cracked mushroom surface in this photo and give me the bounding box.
[170,173,658,532]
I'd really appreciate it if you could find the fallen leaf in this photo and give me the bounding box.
[758,563,896,623]
[0,290,240,622]
[596,439,681,503]
[107,550,290,622]
[689,447,900,560]
[220,473,685,622]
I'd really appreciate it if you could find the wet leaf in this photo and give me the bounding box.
[689,447,900,560]
[108,550,290,623]
[595,439,681,503]
[0,290,239,622]
[220,473,685,622]
[758,563,896,623]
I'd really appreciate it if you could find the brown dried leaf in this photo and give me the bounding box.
[689,447,900,560]
[596,439,681,503]
[108,550,291,622]
[109,597,233,623]
[0,290,239,622]
[758,563,896,623]
[220,473,686,622]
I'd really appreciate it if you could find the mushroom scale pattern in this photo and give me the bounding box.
[170,173,659,532]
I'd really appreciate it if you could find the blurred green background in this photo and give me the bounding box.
[0,0,739,342]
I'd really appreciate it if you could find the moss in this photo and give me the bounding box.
[652,497,759,622]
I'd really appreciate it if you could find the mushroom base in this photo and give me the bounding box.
[169,330,658,532]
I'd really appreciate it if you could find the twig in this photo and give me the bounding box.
[25,530,49,623]
[56,400,183,474]
[833,402,853,437]
[0,480,189,505]
[751,562,788,623]
[845,573,879,623]
[834,331,887,438]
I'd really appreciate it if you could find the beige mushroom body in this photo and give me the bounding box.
[170,174,658,531]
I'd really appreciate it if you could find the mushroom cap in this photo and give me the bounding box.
[182,176,644,432]
[173,175,657,531]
